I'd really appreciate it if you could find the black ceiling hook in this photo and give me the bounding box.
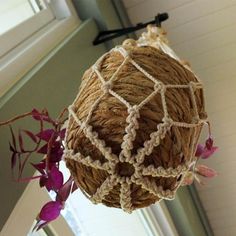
[93,12,169,45]
[155,12,169,27]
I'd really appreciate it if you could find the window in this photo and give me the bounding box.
[0,0,47,35]
[0,0,80,98]
[0,0,55,58]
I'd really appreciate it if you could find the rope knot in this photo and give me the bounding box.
[80,122,89,130]
[154,82,165,92]
[162,117,173,126]
[190,81,203,91]
[122,39,137,48]
[128,105,138,114]
[192,116,200,124]
[115,46,129,58]
[102,81,113,93]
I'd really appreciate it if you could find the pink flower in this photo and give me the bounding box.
[195,137,218,159]
[195,164,218,178]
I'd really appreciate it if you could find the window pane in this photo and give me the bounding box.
[0,0,45,35]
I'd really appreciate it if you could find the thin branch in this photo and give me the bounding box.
[0,112,32,127]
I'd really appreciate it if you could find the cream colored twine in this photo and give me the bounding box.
[63,26,207,213]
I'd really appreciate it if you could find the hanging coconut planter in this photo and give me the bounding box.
[63,25,208,212]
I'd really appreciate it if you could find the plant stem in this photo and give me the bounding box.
[0,112,32,126]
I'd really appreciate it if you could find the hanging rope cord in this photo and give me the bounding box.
[63,26,207,212]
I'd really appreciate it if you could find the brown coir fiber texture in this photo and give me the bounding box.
[65,45,206,209]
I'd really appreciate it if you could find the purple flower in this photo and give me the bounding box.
[195,144,204,157]
[195,137,218,159]
[32,162,63,191]
[59,128,66,139]
[34,201,63,231]
[36,129,55,142]
[3,107,70,232]
[39,201,62,221]
[32,160,55,173]
[56,177,77,202]
[37,141,63,162]
[41,165,63,191]
[31,109,54,124]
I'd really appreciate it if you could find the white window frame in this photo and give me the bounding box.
[0,1,55,57]
[0,0,80,97]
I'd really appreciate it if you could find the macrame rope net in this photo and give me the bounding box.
[63,25,207,213]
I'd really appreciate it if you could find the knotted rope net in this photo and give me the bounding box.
[63,25,207,212]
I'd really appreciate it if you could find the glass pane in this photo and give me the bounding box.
[0,0,45,35]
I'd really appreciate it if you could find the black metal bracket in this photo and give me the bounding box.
[93,12,169,46]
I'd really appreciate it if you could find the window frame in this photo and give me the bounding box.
[0,0,80,98]
[0,1,55,57]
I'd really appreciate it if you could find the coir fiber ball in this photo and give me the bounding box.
[63,26,207,212]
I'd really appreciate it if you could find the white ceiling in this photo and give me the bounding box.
[123,0,236,235]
